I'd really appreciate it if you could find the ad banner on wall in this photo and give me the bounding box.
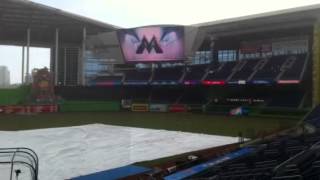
[149,104,168,112]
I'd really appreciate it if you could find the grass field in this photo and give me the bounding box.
[0,112,300,138]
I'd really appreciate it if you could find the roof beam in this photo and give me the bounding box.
[0,17,74,27]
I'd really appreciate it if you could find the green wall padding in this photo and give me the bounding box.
[0,86,30,105]
[59,101,120,112]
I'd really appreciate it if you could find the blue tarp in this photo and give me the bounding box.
[72,165,151,180]
[164,147,254,180]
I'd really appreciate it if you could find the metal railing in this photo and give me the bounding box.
[0,148,38,180]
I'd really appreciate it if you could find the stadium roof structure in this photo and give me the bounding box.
[2,1,320,86]
[0,0,118,46]
[2,1,320,46]
[195,4,320,37]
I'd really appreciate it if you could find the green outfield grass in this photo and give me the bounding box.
[0,112,300,137]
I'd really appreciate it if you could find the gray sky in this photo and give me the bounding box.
[1,0,320,83]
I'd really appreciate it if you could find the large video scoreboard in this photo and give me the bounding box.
[117,26,185,63]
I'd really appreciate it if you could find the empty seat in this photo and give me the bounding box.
[280,54,307,81]
[230,59,259,81]
[152,67,184,82]
[205,62,237,81]
[253,56,286,81]
[184,65,207,81]
[124,69,151,82]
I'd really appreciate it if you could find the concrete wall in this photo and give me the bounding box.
[313,23,320,107]
[86,31,124,64]
[185,26,207,58]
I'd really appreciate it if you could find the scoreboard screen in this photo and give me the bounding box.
[118,26,185,63]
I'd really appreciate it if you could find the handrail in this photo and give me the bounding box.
[273,140,320,177]
[272,149,306,176]
[0,147,39,176]
[299,53,309,82]
[0,147,39,180]
[9,150,17,180]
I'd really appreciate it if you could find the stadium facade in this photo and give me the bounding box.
[1,0,320,108]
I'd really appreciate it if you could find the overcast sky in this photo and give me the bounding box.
[1,0,320,84]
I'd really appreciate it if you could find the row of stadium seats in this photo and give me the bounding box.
[195,135,309,179]
[229,59,260,81]
[125,69,151,82]
[161,130,320,179]
[157,107,320,179]
[184,65,209,81]
[90,54,309,86]
[153,67,183,82]
[253,55,286,81]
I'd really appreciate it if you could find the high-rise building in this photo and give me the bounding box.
[0,66,10,88]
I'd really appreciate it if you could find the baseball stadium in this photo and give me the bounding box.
[1,0,320,179]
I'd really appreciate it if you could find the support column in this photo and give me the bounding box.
[26,28,31,84]
[80,27,87,85]
[21,46,25,84]
[54,28,59,86]
[64,48,67,86]
[313,23,320,107]
[210,35,218,67]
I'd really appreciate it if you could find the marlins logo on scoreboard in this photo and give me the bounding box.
[118,26,185,63]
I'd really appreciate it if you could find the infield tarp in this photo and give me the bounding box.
[0,124,239,179]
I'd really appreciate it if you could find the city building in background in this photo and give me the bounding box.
[0,66,10,88]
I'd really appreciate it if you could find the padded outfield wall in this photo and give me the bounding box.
[313,22,320,107]
[59,101,120,112]
[0,86,30,105]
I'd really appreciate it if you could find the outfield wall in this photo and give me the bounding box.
[0,86,30,105]
[59,101,120,112]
